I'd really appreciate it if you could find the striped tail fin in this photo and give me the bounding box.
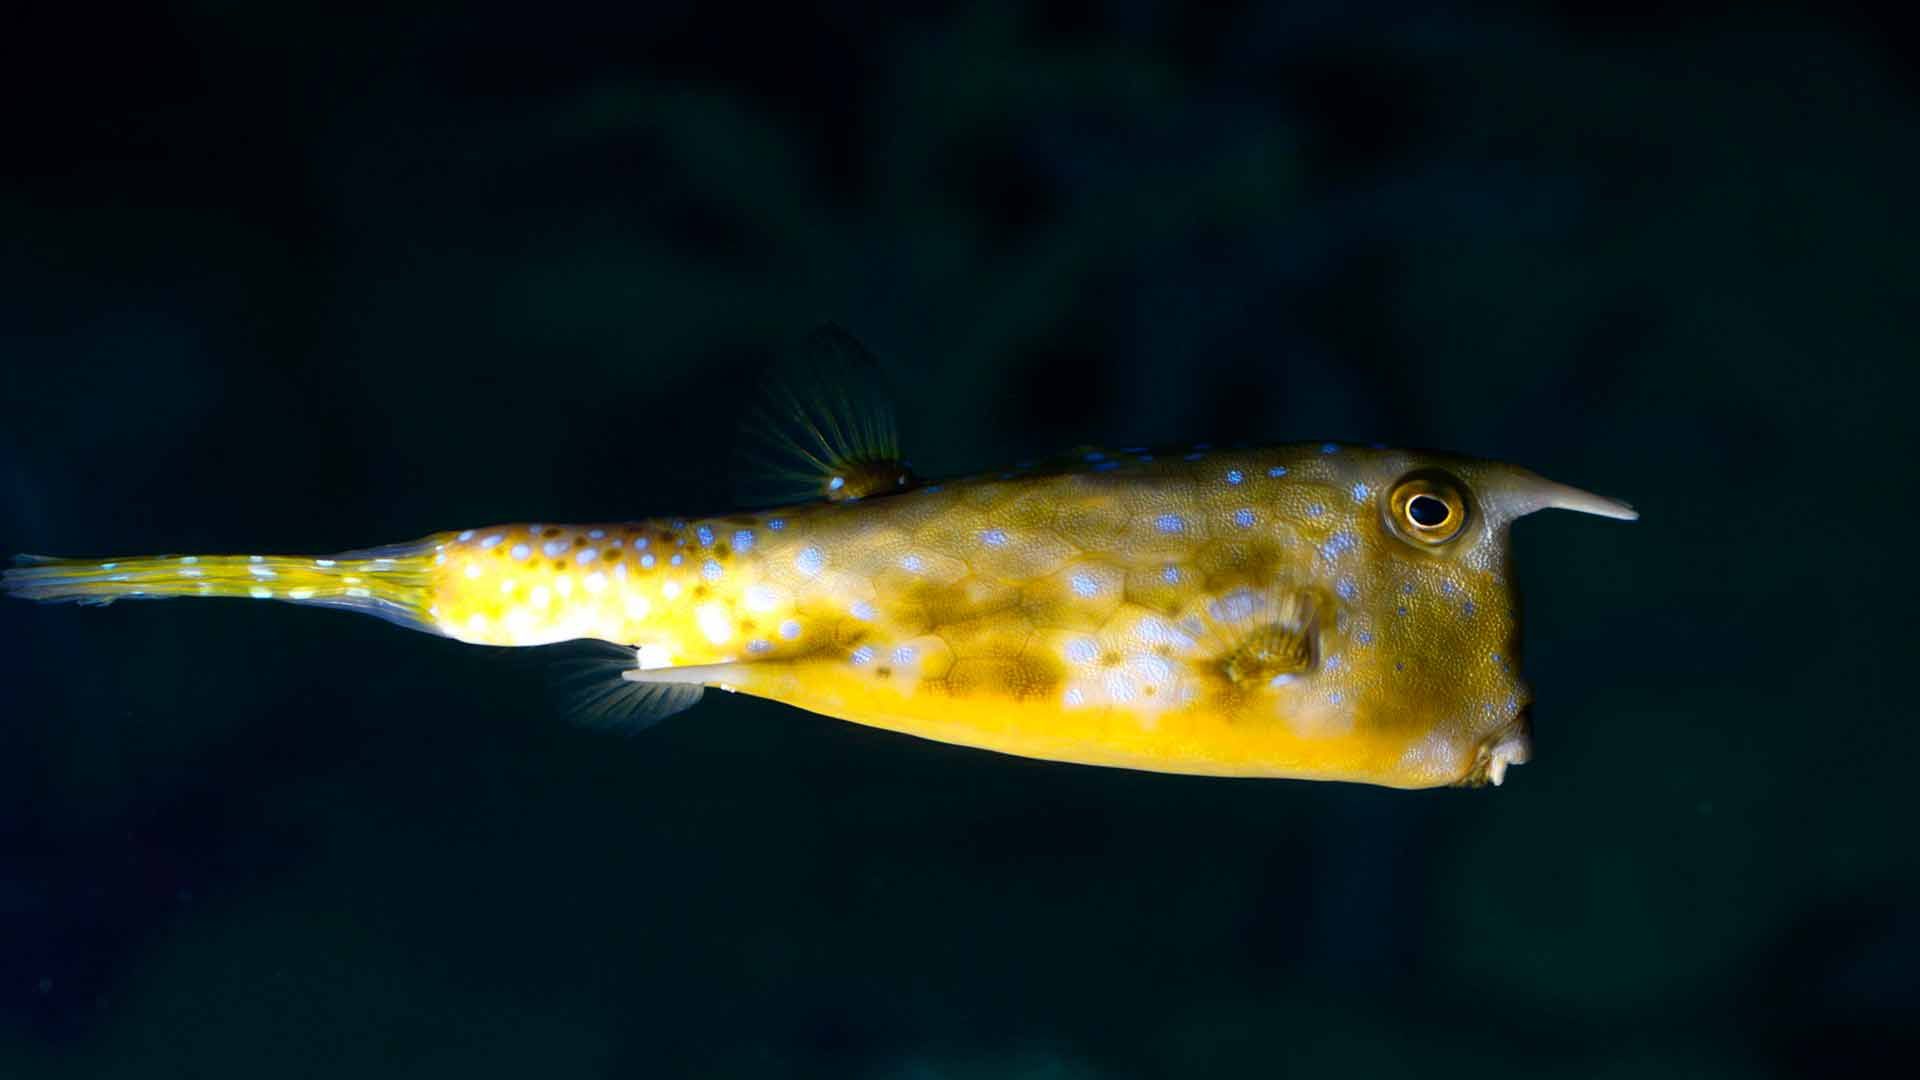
[3,540,442,633]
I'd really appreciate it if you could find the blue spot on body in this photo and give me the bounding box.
[901,554,924,572]
[1307,503,1326,518]
[981,528,1010,548]
[1268,466,1288,477]
[670,553,684,566]
[732,529,755,553]
[1070,572,1100,597]
[695,525,714,546]
[1093,461,1119,472]
[1162,565,1181,584]
[850,645,874,665]
[1184,452,1206,461]
[1155,514,1185,534]
[1441,580,1457,596]
[779,619,802,639]
[1336,578,1358,600]
[1232,508,1255,528]
[796,547,825,575]
[640,554,656,568]
[1462,600,1478,618]
[1357,629,1374,645]
[1328,691,1345,704]
[1319,531,1358,561]
[1321,442,1339,454]
[702,559,723,581]
[828,476,846,492]
[1225,469,1244,485]
[768,518,786,531]
[1066,639,1099,664]
[851,601,877,620]
[892,645,917,665]
[1085,451,1105,462]
[924,485,943,493]
[1351,482,1371,502]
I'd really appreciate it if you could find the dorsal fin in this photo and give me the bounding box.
[735,325,920,505]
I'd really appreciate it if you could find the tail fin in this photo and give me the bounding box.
[4,540,441,633]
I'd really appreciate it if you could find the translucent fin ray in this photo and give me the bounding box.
[548,641,706,733]
[733,324,919,505]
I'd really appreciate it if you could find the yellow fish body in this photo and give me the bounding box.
[5,441,1633,789]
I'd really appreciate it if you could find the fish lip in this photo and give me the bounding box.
[1456,711,1533,788]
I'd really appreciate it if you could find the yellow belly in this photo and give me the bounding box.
[718,655,1498,788]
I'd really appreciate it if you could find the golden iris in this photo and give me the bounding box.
[1387,470,1469,545]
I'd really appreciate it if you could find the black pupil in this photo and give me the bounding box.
[1407,494,1451,528]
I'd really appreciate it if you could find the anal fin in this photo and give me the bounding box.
[552,642,708,734]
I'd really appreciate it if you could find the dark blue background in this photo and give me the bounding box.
[2,4,1912,1076]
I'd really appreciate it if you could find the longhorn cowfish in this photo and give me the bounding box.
[3,339,1635,790]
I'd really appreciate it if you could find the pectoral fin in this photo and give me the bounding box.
[1215,588,1321,689]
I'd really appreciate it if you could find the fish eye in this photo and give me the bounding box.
[1386,471,1470,545]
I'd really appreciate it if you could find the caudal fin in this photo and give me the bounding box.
[4,541,442,633]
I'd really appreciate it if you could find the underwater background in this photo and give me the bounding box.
[1,4,1913,1077]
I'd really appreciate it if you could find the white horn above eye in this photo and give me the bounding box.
[1531,480,1638,521]
[1492,470,1639,523]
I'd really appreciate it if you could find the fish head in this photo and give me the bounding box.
[1255,447,1635,786]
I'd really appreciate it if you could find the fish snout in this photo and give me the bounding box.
[1460,712,1533,787]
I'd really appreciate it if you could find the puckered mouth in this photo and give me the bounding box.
[1455,710,1533,788]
